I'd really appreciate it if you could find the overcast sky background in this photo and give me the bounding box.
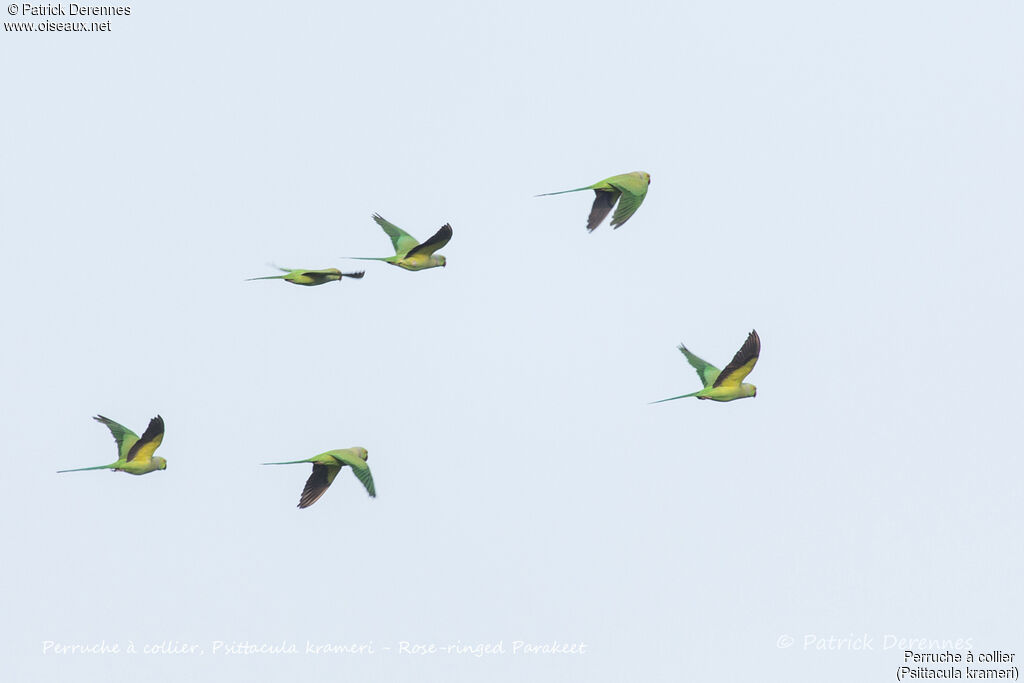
[2,1,1022,681]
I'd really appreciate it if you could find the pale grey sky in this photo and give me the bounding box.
[2,1,1022,681]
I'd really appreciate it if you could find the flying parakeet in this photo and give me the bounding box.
[345,214,452,271]
[263,447,375,508]
[58,415,167,474]
[652,330,760,403]
[537,171,650,231]
[247,267,365,286]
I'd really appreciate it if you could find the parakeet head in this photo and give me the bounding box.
[353,447,369,462]
[438,255,447,268]
[742,383,757,398]
[154,457,168,470]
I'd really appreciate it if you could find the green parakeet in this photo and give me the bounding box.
[247,267,365,286]
[263,448,375,508]
[345,214,452,271]
[537,171,650,231]
[652,330,760,403]
[58,415,167,475]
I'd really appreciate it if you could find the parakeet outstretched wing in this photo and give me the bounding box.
[93,415,140,460]
[404,224,453,259]
[713,330,760,388]
[299,463,341,509]
[607,176,649,228]
[125,416,165,464]
[372,214,420,256]
[587,191,620,232]
[330,450,376,498]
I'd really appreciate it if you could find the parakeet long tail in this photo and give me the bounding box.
[535,186,593,197]
[649,391,702,405]
[57,463,119,473]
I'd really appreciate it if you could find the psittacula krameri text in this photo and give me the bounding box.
[537,171,650,231]
[652,330,760,403]
[247,267,365,286]
[346,214,452,271]
[263,448,375,508]
[58,415,167,474]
